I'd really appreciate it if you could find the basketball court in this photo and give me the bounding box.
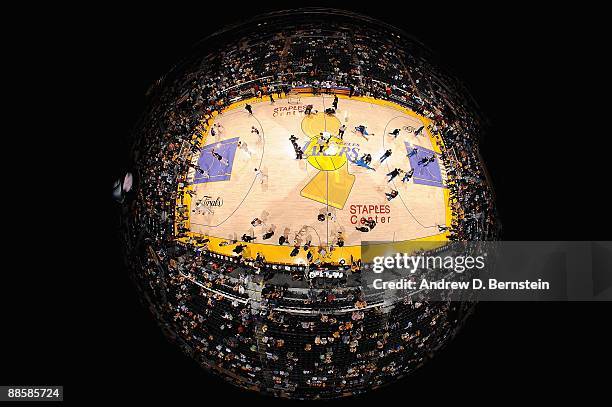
[178,93,451,265]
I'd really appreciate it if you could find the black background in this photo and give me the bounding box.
[5,2,609,404]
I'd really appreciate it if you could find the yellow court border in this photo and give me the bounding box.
[175,93,453,265]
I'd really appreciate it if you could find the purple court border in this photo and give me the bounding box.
[405,142,445,188]
[194,137,239,184]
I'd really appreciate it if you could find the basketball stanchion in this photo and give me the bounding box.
[287,92,301,104]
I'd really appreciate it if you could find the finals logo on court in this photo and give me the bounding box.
[201,195,224,207]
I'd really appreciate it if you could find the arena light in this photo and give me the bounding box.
[123,172,133,192]
[112,179,123,203]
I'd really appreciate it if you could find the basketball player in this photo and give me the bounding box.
[263,229,274,240]
[289,135,303,159]
[337,232,345,247]
[251,126,262,144]
[380,149,392,163]
[386,190,399,201]
[407,146,418,158]
[332,94,339,110]
[254,168,268,184]
[355,125,372,140]
[387,168,403,182]
[233,244,246,254]
[188,162,205,175]
[355,154,375,170]
[355,226,370,232]
[202,202,214,215]
[193,199,213,216]
[414,125,424,136]
[338,124,346,139]
[237,141,251,157]
[317,135,327,153]
[418,155,435,166]
[245,104,253,115]
[401,168,415,183]
[317,246,327,260]
[388,129,400,138]
[327,210,337,222]
[211,148,229,166]
[251,218,263,227]
[213,123,224,137]
[269,93,275,104]
[242,234,256,243]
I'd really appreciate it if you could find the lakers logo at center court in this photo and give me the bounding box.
[300,113,355,209]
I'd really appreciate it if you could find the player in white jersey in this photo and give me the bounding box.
[237,140,252,157]
[254,167,268,184]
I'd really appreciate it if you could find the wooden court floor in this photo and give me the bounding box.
[181,94,450,264]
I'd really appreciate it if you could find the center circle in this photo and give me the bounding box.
[301,111,346,171]
[301,111,341,138]
[305,135,348,171]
